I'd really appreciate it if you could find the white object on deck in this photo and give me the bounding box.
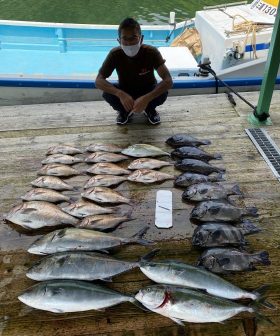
[158,46,198,76]
[155,190,173,229]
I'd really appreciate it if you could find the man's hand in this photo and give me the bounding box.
[118,91,134,112]
[132,96,150,113]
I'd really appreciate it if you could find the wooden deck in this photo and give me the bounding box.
[0,91,280,336]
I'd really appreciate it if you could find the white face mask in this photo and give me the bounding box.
[121,41,141,57]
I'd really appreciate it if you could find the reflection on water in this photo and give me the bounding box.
[0,0,241,24]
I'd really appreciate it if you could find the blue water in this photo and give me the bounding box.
[1,24,185,76]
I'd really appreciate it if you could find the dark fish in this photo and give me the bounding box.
[166,134,211,148]
[190,200,258,222]
[182,183,243,202]
[174,172,225,188]
[171,146,222,161]
[192,223,249,247]
[198,248,270,273]
[175,159,225,175]
[192,220,262,235]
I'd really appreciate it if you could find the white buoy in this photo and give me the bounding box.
[169,11,176,25]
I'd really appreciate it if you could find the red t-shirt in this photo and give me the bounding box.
[98,44,166,94]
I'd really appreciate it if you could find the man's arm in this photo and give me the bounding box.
[95,73,134,112]
[132,64,173,112]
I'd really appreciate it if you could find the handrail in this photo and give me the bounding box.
[203,1,247,10]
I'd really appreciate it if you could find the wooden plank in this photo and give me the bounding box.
[0,91,280,335]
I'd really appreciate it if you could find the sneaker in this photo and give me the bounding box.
[116,111,133,125]
[144,110,161,125]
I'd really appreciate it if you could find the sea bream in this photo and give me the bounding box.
[78,214,132,231]
[135,285,259,324]
[86,143,123,153]
[171,146,222,161]
[190,200,258,222]
[46,145,83,155]
[21,188,71,203]
[174,172,225,188]
[31,176,75,191]
[85,152,128,163]
[61,199,115,218]
[81,186,131,204]
[5,201,78,229]
[37,164,80,177]
[28,226,152,254]
[42,154,83,165]
[139,258,272,303]
[121,144,170,157]
[175,159,225,175]
[191,223,248,247]
[198,248,271,273]
[86,162,130,175]
[182,183,243,202]
[84,175,127,188]
[26,250,155,281]
[166,134,211,148]
[128,158,172,170]
[128,169,174,184]
[18,280,139,313]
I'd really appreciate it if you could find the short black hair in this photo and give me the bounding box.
[118,17,141,37]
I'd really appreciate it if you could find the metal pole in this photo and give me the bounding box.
[248,1,280,126]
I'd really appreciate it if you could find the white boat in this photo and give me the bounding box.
[0,0,279,105]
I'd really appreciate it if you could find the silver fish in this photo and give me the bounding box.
[84,175,127,188]
[182,183,243,201]
[128,169,174,184]
[31,176,74,191]
[81,187,131,204]
[78,214,132,231]
[166,134,211,148]
[128,158,172,170]
[62,199,114,218]
[42,154,83,165]
[175,159,225,175]
[5,201,78,229]
[135,285,256,324]
[190,200,258,222]
[121,144,170,157]
[18,280,137,313]
[21,188,71,203]
[37,164,80,177]
[85,152,128,163]
[27,251,142,281]
[86,143,123,153]
[192,223,248,247]
[198,248,271,273]
[86,162,130,175]
[174,172,225,188]
[139,259,268,301]
[28,226,151,254]
[171,146,222,161]
[47,145,83,155]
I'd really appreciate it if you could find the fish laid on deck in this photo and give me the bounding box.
[166,134,211,148]
[86,143,124,153]
[31,176,75,190]
[78,214,132,231]
[171,146,222,161]
[84,175,127,188]
[128,169,174,184]
[37,163,81,177]
[86,162,130,175]
[81,186,131,204]
[128,158,172,170]
[21,188,71,203]
[121,144,170,157]
[47,145,83,155]
[175,158,225,175]
[42,154,84,165]
[174,172,225,188]
[85,152,129,163]
[62,199,115,218]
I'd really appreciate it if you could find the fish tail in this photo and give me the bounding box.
[213,153,222,160]
[130,226,154,246]
[231,184,244,197]
[239,220,262,235]
[139,249,160,262]
[245,207,259,217]
[216,172,226,181]
[250,251,271,266]
[252,285,276,310]
[248,300,276,323]
[217,167,226,173]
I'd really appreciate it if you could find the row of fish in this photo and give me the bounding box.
[166,133,270,274]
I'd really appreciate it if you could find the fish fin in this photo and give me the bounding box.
[130,226,154,246]
[101,277,113,282]
[21,208,37,214]
[169,317,185,326]
[99,249,110,254]
[255,251,271,266]
[245,207,259,217]
[252,285,276,310]
[203,140,211,145]
[140,249,160,262]
[231,184,244,197]
[51,308,65,313]
[214,153,222,160]
[239,220,262,235]
[248,302,275,325]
